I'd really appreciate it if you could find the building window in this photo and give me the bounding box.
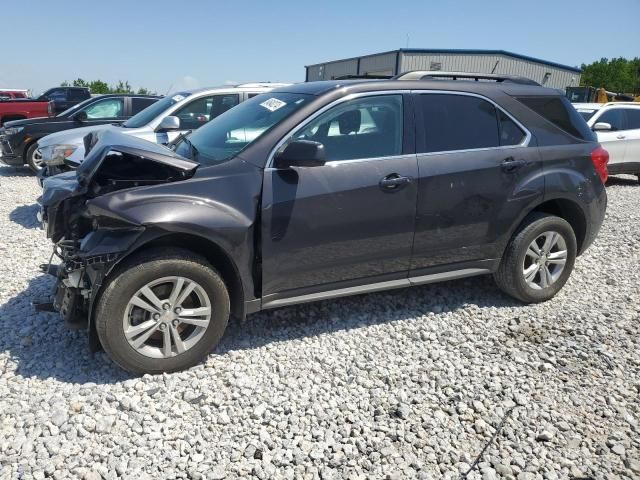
[430,62,442,71]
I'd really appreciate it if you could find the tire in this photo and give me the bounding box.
[95,248,230,374]
[494,213,577,303]
[26,143,44,173]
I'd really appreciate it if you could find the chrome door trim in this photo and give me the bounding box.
[265,90,411,169]
[260,267,490,310]
[410,89,532,153]
[265,89,533,170]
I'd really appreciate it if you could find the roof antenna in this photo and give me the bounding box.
[165,83,174,95]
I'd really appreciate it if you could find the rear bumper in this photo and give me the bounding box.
[580,184,607,255]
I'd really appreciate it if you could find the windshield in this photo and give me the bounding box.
[176,92,312,165]
[122,92,190,128]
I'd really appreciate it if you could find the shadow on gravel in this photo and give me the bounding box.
[2,272,523,383]
[0,275,131,385]
[606,175,638,187]
[10,203,41,229]
[217,275,525,355]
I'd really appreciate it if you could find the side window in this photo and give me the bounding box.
[174,94,239,130]
[83,98,124,119]
[132,97,158,114]
[418,94,499,153]
[46,88,67,102]
[622,109,640,130]
[498,111,526,146]
[293,95,403,161]
[68,89,87,101]
[596,109,626,131]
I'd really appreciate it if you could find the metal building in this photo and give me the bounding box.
[305,49,581,89]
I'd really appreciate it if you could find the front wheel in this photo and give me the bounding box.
[95,249,230,374]
[26,143,45,173]
[494,213,577,303]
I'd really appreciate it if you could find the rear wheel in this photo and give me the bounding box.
[95,249,230,374]
[494,213,577,303]
[26,143,44,173]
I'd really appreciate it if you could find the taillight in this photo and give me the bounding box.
[591,146,609,184]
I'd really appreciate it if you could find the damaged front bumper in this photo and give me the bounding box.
[40,229,144,335]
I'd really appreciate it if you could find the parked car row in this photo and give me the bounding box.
[573,101,640,180]
[30,72,608,373]
[0,93,160,170]
[35,83,288,175]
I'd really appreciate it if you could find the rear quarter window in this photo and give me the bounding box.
[516,95,595,141]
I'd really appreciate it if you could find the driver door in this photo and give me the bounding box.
[260,93,418,302]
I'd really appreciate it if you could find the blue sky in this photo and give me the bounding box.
[1,0,638,94]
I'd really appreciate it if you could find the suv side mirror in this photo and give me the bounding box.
[72,111,88,122]
[274,140,326,169]
[593,122,612,132]
[158,115,180,131]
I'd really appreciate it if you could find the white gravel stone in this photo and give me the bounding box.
[0,166,639,479]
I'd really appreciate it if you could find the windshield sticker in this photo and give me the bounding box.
[260,98,286,112]
[172,94,185,102]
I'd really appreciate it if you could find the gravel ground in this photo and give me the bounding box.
[0,164,638,480]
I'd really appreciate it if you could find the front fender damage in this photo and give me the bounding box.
[44,229,144,342]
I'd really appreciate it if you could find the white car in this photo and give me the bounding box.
[574,102,640,182]
[38,83,289,172]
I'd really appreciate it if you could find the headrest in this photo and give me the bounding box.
[338,109,361,135]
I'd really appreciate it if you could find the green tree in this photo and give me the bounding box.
[59,79,153,95]
[580,57,640,94]
[112,80,133,94]
[89,80,110,94]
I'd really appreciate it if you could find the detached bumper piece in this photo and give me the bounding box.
[41,240,122,331]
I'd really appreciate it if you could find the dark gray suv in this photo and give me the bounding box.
[40,73,608,373]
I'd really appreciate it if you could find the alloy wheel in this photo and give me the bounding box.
[31,148,45,170]
[123,276,212,358]
[522,231,568,290]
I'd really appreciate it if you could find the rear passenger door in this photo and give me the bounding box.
[592,108,628,165]
[410,92,542,273]
[623,109,640,165]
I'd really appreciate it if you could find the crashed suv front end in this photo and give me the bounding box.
[39,131,198,343]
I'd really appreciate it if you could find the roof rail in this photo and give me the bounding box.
[393,71,540,86]
[235,82,290,89]
[333,74,393,80]
[602,101,640,107]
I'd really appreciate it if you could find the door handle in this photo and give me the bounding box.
[501,156,527,172]
[379,174,411,191]
[616,134,626,140]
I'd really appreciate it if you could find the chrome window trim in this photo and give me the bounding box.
[265,90,411,169]
[411,90,532,155]
[265,89,532,169]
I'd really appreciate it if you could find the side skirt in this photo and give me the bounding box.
[258,267,491,311]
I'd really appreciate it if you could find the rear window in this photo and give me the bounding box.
[517,96,594,141]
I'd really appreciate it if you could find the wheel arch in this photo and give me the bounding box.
[507,197,588,256]
[88,232,247,351]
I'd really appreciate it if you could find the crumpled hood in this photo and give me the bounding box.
[40,130,199,242]
[38,123,118,148]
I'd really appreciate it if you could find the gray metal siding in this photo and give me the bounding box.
[359,52,397,76]
[306,59,358,81]
[400,53,580,89]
